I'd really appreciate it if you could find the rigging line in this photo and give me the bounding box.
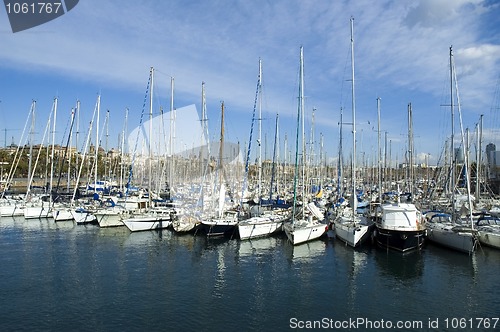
[240,70,260,207]
[488,74,500,138]
[1,102,33,198]
[127,69,152,195]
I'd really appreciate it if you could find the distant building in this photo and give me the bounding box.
[486,143,496,166]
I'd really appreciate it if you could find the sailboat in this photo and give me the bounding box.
[283,46,327,246]
[52,104,78,222]
[424,46,478,254]
[24,97,58,219]
[475,214,500,249]
[172,82,208,233]
[238,59,289,240]
[122,67,175,232]
[0,101,36,217]
[199,102,240,237]
[332,17,373,248]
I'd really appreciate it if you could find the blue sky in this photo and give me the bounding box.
[0,0,499,167]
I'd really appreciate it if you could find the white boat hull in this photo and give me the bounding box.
[284,220,326,245]
[122,216,172,232]
[334,220,371,247]
[24,206,52,219]
[477,229,500,249]
[95,209,126,228]
[0,204,24,217]
[71,209,97,225]
[426,224,477,254]
[52,208,74,221]
[238,214,286,240]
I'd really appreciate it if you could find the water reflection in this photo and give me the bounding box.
[237,236,281,259]
[284,238,327,263]
[123,228,179,248]
[374,248,425,281]
[425,244,479,278]
[213,243,226,299]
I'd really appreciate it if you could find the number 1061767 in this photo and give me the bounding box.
[444,318,499,329]
[5,2,62,14]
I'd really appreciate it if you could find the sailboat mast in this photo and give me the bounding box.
[292,46,305,222]
[219,101,225,186]
[119,108,128,192]
[73,100,80,189]
[377,97,382,203]
[49,97,57,205]
[27,101,35,194]
[269,113,279,201]
[169,76,175,190]
[201,82,206,180]
[338,107,343,199]
[450,46,456,219]
[350,17,358,216]
[452,47,474,227]
[475,114,483,201]
[67,108,74,192]
[105,110,110,180]
[149,67,154,202]
[95,94,100,194]
[408,102,414,195]
[258,58,263,203]
[301,48,306,215]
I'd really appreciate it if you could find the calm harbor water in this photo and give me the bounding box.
[0,216,499,331]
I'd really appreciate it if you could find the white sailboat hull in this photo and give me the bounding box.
[477,228,500,249]
[71,209,97,225]
[0,204,24,217]
[334,219,371,247]
[24,206,52,219]
[52,208,74,221]
[122,216,172,232]
[95,208,126,228]
[238,214,286,240]
[426,223,477,254]
[284,220,326,246]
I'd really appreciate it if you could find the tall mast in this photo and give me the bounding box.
[408,102,414,195]
[350,17,358,216]
[105,109,110,180]
[49,97,57,205]
[169,76,175,191]
[75,100,80,185]
[201,81,206,180]
[27,100,36,194]
[149,67,154,202]
[377,97,382,203]
[475,114,483,201]
[94,94,100,193]
[450,46,455,217]
[258,58,263,203]
[219,101,225,180]
[292,46,305,222]
[120,108,128,192]
[337,107,343,198]
[67,108,75,192]
[269,113,279,201]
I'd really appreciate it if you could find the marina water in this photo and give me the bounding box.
[1,216,499,331]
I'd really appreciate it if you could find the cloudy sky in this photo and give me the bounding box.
[0,0,499,166]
